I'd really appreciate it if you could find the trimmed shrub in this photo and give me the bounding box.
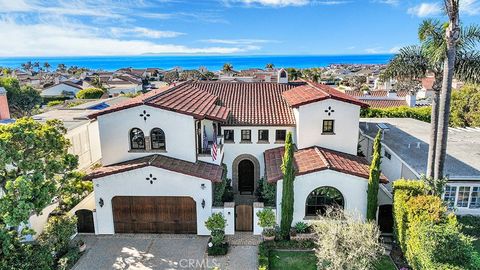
[257,208,276,229]
[361,106,431,123]
[47,100,64,107]
[458,215,480,238]
[257,178,276,207]
[213,164,228,206]
[393,179,480,270]
[75,88,104,99]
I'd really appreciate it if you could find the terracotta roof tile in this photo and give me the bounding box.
[282,82,368,108]
[193,81,299,126]
[264,146,387,183]
[85,154,223,182]
[360,99,408,108]
[88,82,230,121]
[345,90,408,97]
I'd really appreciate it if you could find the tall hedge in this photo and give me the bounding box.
[366,130,382,221]
[393,180,480,269]
[280,132,295,239]
[361,106,431,123]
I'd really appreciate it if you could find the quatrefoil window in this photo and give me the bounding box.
[139,110,151,121]
[146,174,157,184]
[324,106,335,116]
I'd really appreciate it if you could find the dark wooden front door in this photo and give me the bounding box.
[112,196,197,234]
[235,204,253,231]
[76,209,94,233]
[238,160,254,194]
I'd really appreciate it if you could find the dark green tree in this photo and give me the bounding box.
[280,131,295,239]
[367,130,382,221]
[0,77,42,117]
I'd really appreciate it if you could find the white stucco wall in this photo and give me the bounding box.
[97,105,197,165]
[67,120,102,170]
[93,166,213,235]
[222,126,295,179]
[295,99,361,155]
[275,170,369,224]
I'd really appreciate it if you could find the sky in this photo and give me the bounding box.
[0,0,479,57]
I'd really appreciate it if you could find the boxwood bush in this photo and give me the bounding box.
[393,180,480,269]
[361,106,431,122]
[75,88,104,99]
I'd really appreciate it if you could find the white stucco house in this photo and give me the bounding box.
[78,70,391,236]
[41,81,84,98]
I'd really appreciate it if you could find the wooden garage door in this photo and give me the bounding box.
[112,196,197,234]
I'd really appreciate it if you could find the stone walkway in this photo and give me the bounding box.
[209,232,261,270]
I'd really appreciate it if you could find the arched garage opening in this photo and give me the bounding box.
[76,209,95,233]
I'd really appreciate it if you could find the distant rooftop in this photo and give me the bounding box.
[33,96,130,130]
[359,118,480,180]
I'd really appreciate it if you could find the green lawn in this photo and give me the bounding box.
[268,251,396,270]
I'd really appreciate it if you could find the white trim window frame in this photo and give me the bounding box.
[456,186,471,208]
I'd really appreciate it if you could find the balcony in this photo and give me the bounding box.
[197,135,224,165]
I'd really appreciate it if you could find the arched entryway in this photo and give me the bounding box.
[76,209,95,233]
[232,154,260,195]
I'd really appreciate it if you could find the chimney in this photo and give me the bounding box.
[0,87,11,120]
[277,68,288,84]
[406,92,417,107]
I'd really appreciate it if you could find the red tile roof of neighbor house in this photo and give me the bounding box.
[192,81,299,126]
[282,81,368,108]
[345,90,408,97]
[360,99,408,108]
[85,154,223,182]
[264,146,388,183]
[88,82,230,122]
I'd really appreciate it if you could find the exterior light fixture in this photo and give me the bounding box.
[99,198,104,208]
[201,183,206,190]
[201,199,206,209]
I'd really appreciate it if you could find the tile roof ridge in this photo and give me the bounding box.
[314,147,331,169]
[143,80,192,103]
[305,80,331,97]
[148,155,159,165]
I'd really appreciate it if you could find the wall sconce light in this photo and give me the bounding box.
[201,199,206,209]
[99,198,104,208]
[200,183,206,190]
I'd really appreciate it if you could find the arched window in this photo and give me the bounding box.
[305,186,344,216]
[130,128,145,150]
[279,70,287,78]
[151,128,166,150]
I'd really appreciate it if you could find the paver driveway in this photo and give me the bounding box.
[73,234,211,270]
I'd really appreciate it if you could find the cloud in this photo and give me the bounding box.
[0,17,260,56]
[461,0,480,15]
[200,39,278,45]
[139,11,228,24]
[407,2,442,17]
[222,0,348,7]
[373,0,399,6]
[111,27,185,39]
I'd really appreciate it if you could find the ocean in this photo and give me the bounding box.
[0,54,393,71]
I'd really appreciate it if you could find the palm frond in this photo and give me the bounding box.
[459,24,480,52]
[381,45,429,80]
[455,51,480,84]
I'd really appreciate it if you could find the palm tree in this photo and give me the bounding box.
[57,63,66,72]
[43,62,51,72]
[265,63,274,70]
[222,63,233,74]
[382,18,480,179]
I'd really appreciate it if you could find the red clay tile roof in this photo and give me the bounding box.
[264,146,388,183]
[360,99,408,108]
[193,81,299,126]
[85,154,223,182]
[282,82,368,108]
[88,82,230,121]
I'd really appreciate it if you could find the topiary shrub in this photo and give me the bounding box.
[205,213,228,256]
[75,88,104,99]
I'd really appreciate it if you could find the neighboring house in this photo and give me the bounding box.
[0,87,11,121]
[81,71,391,236]
[105,76,143,96]
[345,90,417,108]
[359,118,480,216]
[41,81,84,98]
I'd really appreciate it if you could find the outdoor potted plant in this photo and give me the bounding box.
[77,239,87,252]
[290,222,315,241]
[256,208,276,241]
[205,213,229,256]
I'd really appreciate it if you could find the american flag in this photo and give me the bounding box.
[212,127,218,161]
